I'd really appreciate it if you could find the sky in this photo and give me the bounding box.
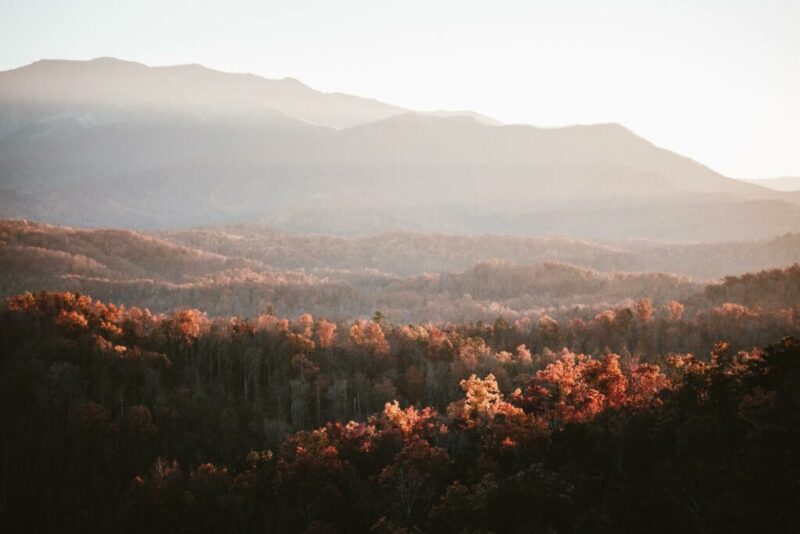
[1,0,798,178]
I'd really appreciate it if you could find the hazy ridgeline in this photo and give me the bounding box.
[2,59,800,239]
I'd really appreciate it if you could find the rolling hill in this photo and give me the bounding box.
[3,219,800,321]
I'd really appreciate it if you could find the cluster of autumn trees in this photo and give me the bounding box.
[1,291,799,532]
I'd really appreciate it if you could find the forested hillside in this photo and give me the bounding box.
[3,220,800,322]
[1,290,798,532]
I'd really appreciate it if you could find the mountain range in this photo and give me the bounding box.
[1,57,799,240]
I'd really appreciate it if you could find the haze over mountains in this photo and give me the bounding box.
[1,57,799,240]
[744,176,800,192]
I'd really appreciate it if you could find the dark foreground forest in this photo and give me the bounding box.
[1,285,799,533]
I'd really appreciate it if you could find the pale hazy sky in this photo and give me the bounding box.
[1,0,798,178]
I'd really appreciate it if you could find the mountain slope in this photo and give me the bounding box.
[1,58,798,239]
[0,219,264,280]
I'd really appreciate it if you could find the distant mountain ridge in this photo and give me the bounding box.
[0,57,500,129]
[1,57,798,239]
[0,57,403,128]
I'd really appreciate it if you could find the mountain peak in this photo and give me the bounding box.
[0,57,403,128]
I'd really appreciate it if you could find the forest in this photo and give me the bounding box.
[1,278,799,532]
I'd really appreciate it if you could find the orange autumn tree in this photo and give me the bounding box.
[348,319,390,355]
[517,350,671,425]
[382,400,441,440]
[315,319,337,348]
[164,309,209,345]
[447,373,524,427]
